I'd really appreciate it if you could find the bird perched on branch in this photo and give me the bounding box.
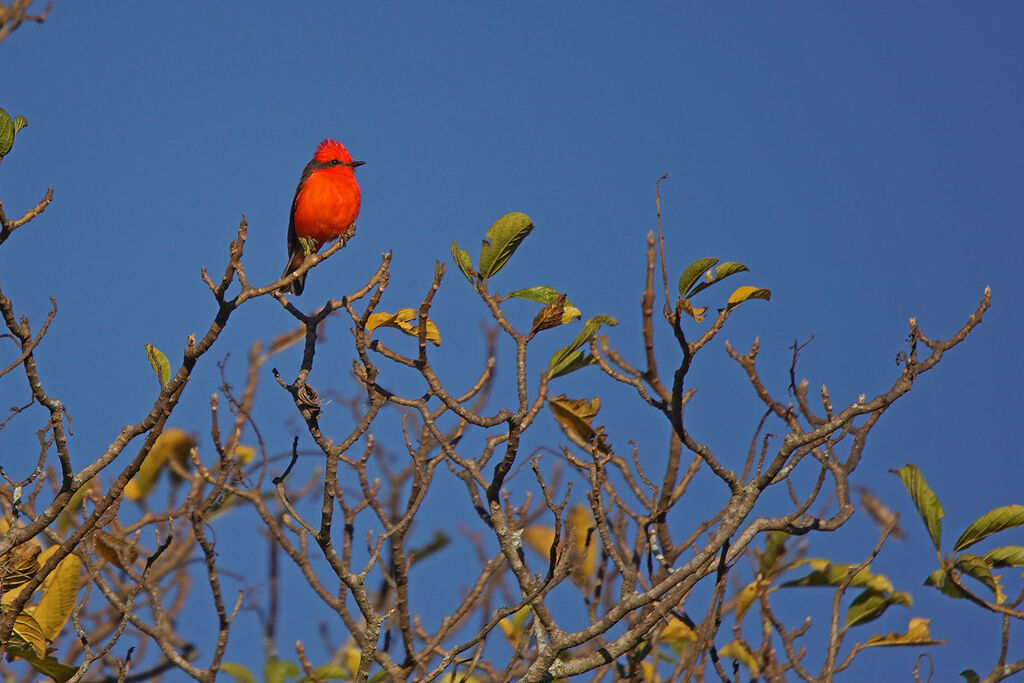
[280,138,364,295]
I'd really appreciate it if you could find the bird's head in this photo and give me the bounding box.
[315,138,365,168]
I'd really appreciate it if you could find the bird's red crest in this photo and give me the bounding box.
[314,138,354,164]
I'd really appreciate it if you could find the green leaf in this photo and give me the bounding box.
[561,315,618,358]
[12,115,27,135]
[548,315,618,379]
[409,531,450,566]
[145,344,171,387]
[924,568,969,600]
[478,212,534,280]
[220,663,257,683]
[953,505,1024,553]
[983,545,1024,568]
[548,350,593,379]
[960,670,981,683]
[845,588,912,627]
[450,241,474,284]
[0,108,14,158]
[688,261,750,297]
[5,645,79,683]
[725,286,771,312]
[678,257,719,297]
[264,657,301,683]
[955,553,1005,603]
[757,531,789,577]
[890,464,944,551]
[504,285,564,304]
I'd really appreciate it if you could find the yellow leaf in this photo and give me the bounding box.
[568,506,597,579]
[1,542,41,601]
[641,660,658,683]
[499,606,530,647]
[440,675,481,683]
[861,617,946,648]
[12,610,46,659]
[93,530,139,571]
[660,617,698,645]
[548,395,601,444]
[58,479,99,535]
[528,294,582,336]
[35,546,60,567]
[33,552,82,642]
[720,640,759,677]
[679,297,707,322]
[522,508,595,580]
[523,526,556,559]
[735,577,770,622]
[725,286,771,312]
[996,576,1007,604]
[366,309,441,345]
[234,445,256,465]
[784,558,892,593]
[343,647,361,676]
[366,309,411,332]
[498,616,516,643]
[3,546,58,606]
[126,428,195,501]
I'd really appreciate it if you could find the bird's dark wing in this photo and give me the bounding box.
[281,159,321,295]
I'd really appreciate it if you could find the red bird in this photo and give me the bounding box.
[281,138,364,295]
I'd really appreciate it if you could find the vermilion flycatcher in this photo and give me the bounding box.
[280,138,364,295]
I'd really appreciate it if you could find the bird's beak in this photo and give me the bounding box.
[350,160,366,168]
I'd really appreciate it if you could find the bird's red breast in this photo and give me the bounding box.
[292,168,362,244]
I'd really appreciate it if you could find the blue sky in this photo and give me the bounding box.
[2,2,1022,679]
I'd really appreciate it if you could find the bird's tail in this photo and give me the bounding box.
[281,252,306,295]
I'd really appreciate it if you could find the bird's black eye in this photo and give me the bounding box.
[330,159,341,166]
